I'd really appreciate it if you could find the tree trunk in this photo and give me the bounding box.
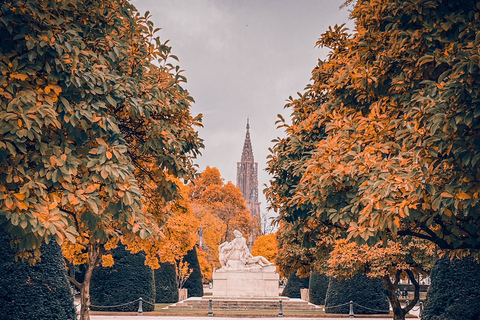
[68,243,103,320]
[403,270,420,313]
[382,273,406,320]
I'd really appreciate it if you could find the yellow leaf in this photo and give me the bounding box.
[85,185,97,193]
[457,192,471,200]
[49,202,58,210]
[106,151,112,159]
[14,193,26,201]
[18,119,23,128]
[18,202,28,210]
[444,208,453,217]
[441,192,453,198]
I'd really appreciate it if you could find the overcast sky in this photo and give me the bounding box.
[132,0,354,217]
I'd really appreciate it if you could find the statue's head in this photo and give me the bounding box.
[233,230,242,237]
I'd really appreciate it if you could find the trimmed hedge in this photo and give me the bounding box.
[90,243,155,311]
[154,262,179,303]
[0,225,76,320]
[423,257,480,320]
[182,246,204,297]
[282,273,310,298]
[325,274,389,314]
[309,272,329,305]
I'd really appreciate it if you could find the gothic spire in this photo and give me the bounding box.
[241,118,254,163]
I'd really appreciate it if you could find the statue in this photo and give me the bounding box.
[218,230,273,270]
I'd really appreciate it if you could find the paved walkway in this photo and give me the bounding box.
[90,316,395,320]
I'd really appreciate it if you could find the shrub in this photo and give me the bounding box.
[0,225,76,320]
[309,272,329,305]
[325,274,389,314]
[423,257,480,320]
[90,243,155,311]
[155,262,178,303]
[182,246,204,297]
[282,272,309,298]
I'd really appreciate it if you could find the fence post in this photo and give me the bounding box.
[419,301,423,319]
[208,299,213,317]
[137,297,143,316]
[278,299,283,317]
[349,301,354,318]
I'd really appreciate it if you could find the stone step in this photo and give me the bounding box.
[165,297,321,311]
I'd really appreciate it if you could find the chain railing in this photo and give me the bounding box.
[87,297,154,315]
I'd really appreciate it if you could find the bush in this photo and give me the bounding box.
[154,262,178,303]
[182,246,204,297]
[282,272,309,298]
[0,225,76,320]
[90,243,155,311]
[423,257,480,320]
[325,274,389,314]
[309,272,329,305]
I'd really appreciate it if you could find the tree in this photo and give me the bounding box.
[189,167,252,279]
[325,274,389,314]
[182,246,204,297]
[309,272,329,306]
[282,273,309,298]
[266,0,480,264]
[90,243,155,312]
[0,225,76,320]
[252,232,278,264]
[154,262,179,303]
[422,257,480,320]
[327,239,435,320]
[0,1,203,319]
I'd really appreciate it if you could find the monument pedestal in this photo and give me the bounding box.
[212,266,279,298]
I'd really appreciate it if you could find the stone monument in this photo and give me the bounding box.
[212,230,279,297]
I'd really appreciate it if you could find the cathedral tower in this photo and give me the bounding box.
[236,119,261,219]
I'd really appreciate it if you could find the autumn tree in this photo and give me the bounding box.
[189,167,251,278]
[0,1,203,319]
[266,0,480,294]
[252,232,278,264]
[327,239,435,320]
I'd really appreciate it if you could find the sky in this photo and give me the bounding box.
[132,0,354,217]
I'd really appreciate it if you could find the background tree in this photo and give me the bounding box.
[0,225,76,320]
[154,262,179,303]
[189,167,252,279]
[90,243,155,312]
[422,257,480,320]
[309,272,329,306]
[0,1,203,319]
[252,232,278,263]
[327,239,435,320]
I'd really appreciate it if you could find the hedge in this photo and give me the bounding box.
[422,257,480,320]
[325,274,389,314]
[0,225,76,320]
[154,262,178,303]
[182,246,204,297]
[282,272,309,298]
[90,243,155,311]
[309,272,329,305]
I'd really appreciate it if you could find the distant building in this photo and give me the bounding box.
[236,119,261,219]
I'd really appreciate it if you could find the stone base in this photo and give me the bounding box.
[212,269,279,298]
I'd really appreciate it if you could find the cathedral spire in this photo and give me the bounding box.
[241,118,254,163]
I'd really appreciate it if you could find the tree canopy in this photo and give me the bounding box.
[0,1,203,319]
[0,0,203,258]
[266,0,480,272]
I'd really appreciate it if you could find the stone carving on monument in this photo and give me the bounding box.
[213,230,279,297]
